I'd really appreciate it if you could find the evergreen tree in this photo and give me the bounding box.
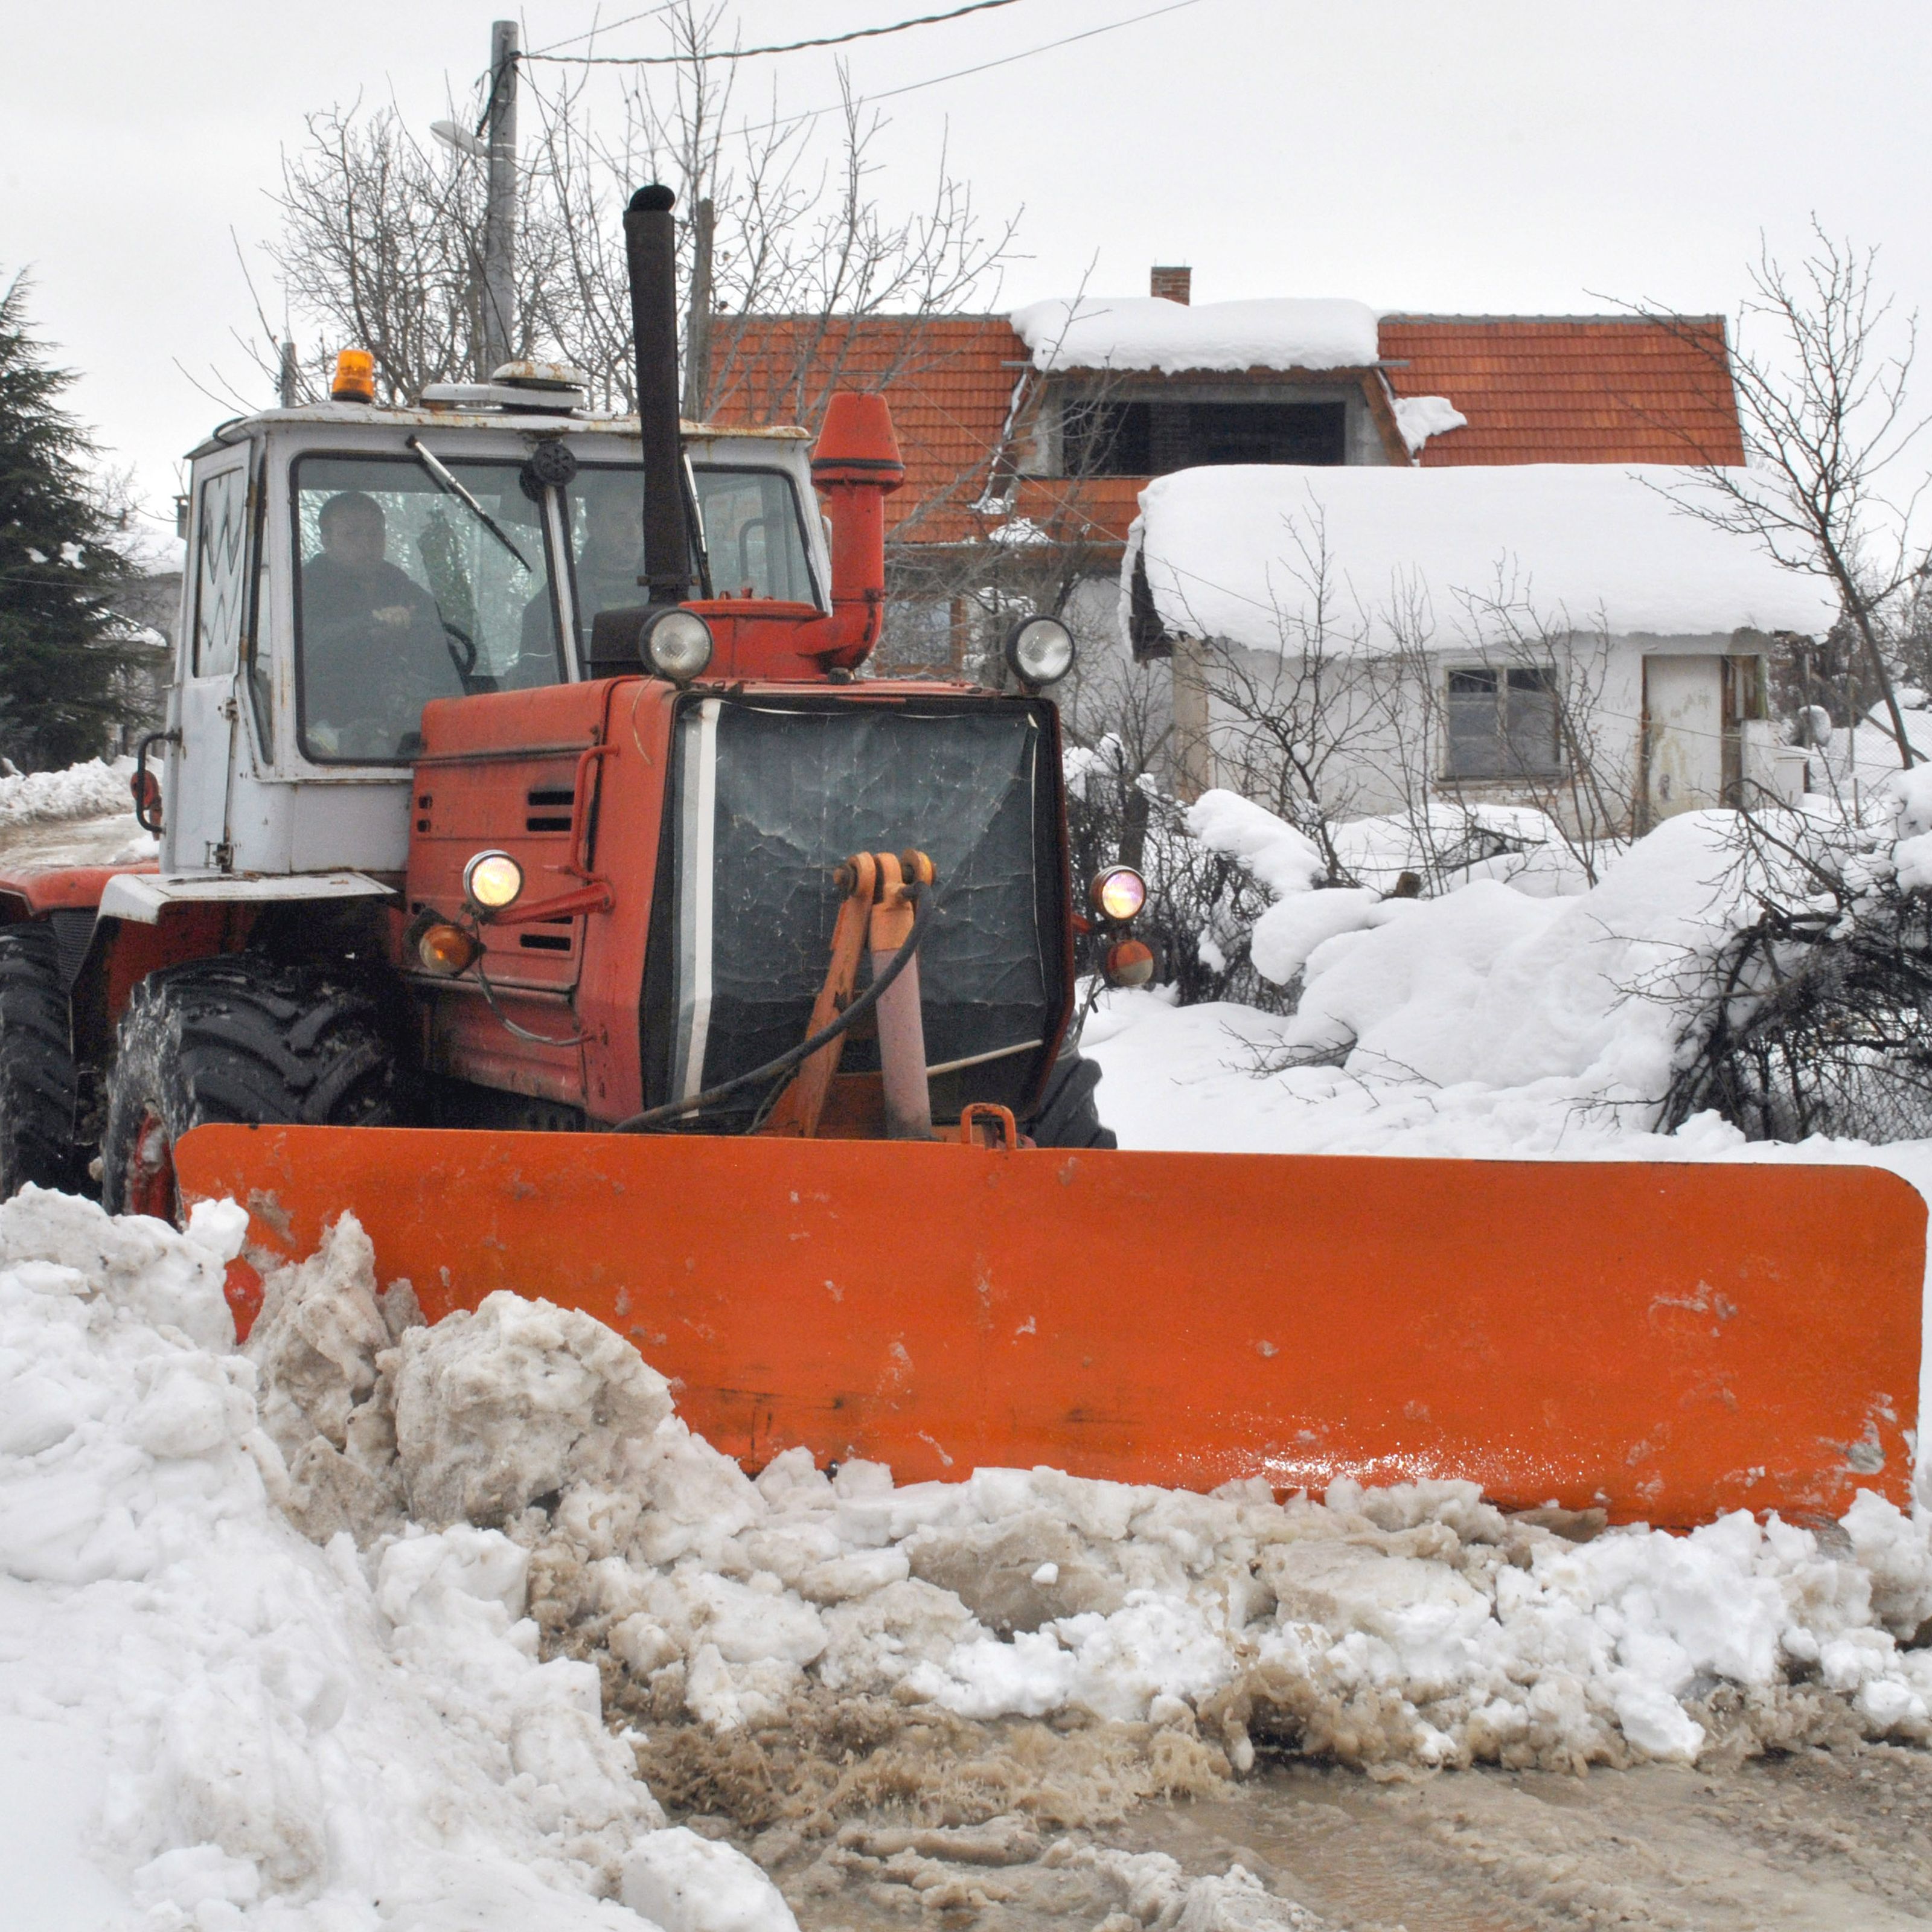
[0,273,153,771]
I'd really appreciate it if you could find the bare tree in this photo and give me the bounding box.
[1640,226,1928,769]
[230,97,575,405]
[232,7,1019,427]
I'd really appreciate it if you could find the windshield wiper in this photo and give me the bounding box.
[406,436,533,574]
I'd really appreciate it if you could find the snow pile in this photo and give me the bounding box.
[0,754,136,828]
[242,1231,1932,1788]
[1184,788,1588,987]
[1390,393,1467,454]
[1127,464,1837,653]
[0,1192,796,1932]
[1179,797,1788,1103]
[1011,296,1380,374]
[1185,790,1326,897]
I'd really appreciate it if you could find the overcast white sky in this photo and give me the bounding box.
[8,0,1931,545]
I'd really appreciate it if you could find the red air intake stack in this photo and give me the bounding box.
[811,393,904,670]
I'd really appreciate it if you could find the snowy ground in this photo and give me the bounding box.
[6,799,1932,1929]
[0,758,155,871]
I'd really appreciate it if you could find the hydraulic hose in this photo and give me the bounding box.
[613,886,939,1133]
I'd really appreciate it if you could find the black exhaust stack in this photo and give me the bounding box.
[589,184,694,671]
[625,185,693,606]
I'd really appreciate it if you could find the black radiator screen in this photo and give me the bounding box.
[663,696,1061,1120]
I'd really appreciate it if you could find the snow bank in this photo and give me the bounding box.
[0,1194,795,1932]
[1182,789,1587,984]
[242,1229,1932,1790]
[1128,464,1837,653]
[1011,296,1380,374]
[0,755,135,827]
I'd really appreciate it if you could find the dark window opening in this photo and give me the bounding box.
[1064,398,1153,476]
[1061,396,1348,476]
[1446,665,1562,779]
[1168,401,1346,467]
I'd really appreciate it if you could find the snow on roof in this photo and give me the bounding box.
[1129,463,1838,653]
[1010,296,1380,374]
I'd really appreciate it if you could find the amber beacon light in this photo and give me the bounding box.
[330,349,376,404]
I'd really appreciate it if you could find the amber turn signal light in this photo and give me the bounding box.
[331,349,376,404]
[415,922,479,976]
[1104,938,1155,988]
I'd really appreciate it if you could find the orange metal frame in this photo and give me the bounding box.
[176,1123,1926,1527]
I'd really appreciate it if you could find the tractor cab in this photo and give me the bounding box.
[164,369,829,881]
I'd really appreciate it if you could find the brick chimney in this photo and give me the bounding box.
[1150,264,1192,305]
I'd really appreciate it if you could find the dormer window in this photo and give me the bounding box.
[1061,393,1349,476]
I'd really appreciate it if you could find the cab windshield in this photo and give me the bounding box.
[292,454,565,764]
[564,465,819,658]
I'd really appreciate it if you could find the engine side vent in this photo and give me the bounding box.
[519,932,573,952]
[526,784,574,834]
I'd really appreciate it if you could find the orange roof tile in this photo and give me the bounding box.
[704,315,1026,546]
[1380,316,1744,466]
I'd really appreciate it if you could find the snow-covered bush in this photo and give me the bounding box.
[1660,769,1932,1139]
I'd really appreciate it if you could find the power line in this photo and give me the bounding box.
[523,0,1032,68]
[526,4,686,59]
[704,0,1209,143]
[828,0,1201,107]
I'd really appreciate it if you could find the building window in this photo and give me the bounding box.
[1060,397,1347,476]
[1445,666,1562,779]
[1064,398,1153,476]
[1722,653,1768,723]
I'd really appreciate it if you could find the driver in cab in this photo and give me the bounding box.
[301,491,465,758]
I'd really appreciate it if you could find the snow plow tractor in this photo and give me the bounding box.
[1,187,1921,1528]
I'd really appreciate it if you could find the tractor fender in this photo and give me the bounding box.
[66,872,397,1070]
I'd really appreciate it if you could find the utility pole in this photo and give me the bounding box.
[481,19,519,378]
[680,196,715,422]
[278,340,298,409]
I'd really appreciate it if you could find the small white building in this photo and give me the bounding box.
[1122,463,1838,834]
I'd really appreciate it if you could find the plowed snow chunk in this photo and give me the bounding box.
[1843,1491,1932,1637]
[1051,1844,1338,1930]
[394,1288,673,1526]
[246,1214,389,1460]
[622,1825,799,1932]
[0,1183,238,1349]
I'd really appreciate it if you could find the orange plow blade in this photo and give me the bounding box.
[174,1125,1926,1526]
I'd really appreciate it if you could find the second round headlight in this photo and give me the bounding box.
[463,849,525,913]
[1090,863,1147,923]
[1004,614,1075,686]
[643,607,715,682]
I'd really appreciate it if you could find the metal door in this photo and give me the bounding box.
[165,454,251,871]
[1642,654,1723,824]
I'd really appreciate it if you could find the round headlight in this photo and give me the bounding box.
[643,607,715,682]
[1090,864,1147,923]
[1005,615,1075,687]
[463,849,525,913]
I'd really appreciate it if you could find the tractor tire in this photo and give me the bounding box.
[1028,1049,1118,1151]
[0,923,79,1197]
[102,955,405,1220]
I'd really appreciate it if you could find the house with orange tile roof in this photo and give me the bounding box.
[703,273,1811,834]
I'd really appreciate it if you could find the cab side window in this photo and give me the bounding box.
[193,467,248,678]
